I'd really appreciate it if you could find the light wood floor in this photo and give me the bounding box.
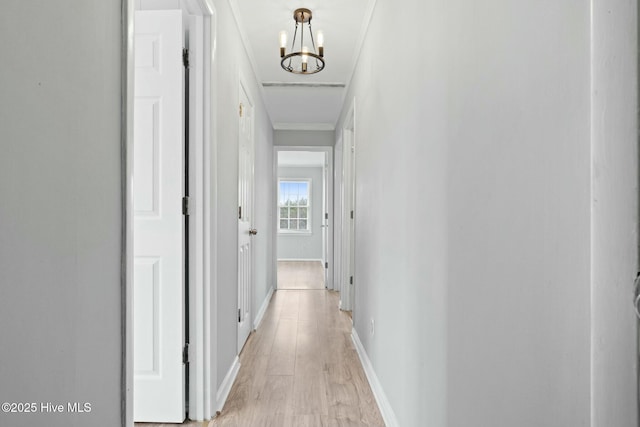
[277,260,325,290]
[137,290,384,427]
[214,289,384,426]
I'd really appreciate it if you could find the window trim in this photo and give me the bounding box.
[277,178,312,234]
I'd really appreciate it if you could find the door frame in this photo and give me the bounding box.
[340,98,356,312]
[123,0,218,424]
[333,137,343,295]
[273,146,334,290]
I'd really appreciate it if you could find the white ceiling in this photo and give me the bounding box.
[278,151,326,167]
[228,0,374,129]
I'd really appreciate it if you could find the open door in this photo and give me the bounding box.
[237,82,255,352]
[133,10,186,423]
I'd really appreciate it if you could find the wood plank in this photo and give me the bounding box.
[266,318,298,375]
[293,374,329,416]
[180,289,384,427]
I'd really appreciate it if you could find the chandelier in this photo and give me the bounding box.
[279,8,325,74]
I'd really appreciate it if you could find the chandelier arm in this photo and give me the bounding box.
[300,12,304,53]
[288,22,299,69]
[307,20,320,68]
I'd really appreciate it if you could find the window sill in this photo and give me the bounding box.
[278,230,313,236]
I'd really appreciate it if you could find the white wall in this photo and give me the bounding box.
[338,0,637,426]
[277,167,324,261]
[0,1,122,426]
[445,2,591,425]
[211,0,274,392]
[591,1,638,425]
[337,2,448,425]
[275,129,334,146]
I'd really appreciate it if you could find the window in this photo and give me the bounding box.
[278,179,311,232]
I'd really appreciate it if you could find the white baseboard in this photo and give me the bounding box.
[277,258,324,263]
[215,356,240,413]
[253,286,274,330]
[351,328,399,427]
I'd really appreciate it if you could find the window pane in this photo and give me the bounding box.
[294,182,301,203]
[290,207,298,218]
[280,207,288,219]
[300,182,308,198]
[280,219,288,229]
[279,182,289,205]
[299,207,307,219]
[290,219,298,229]
[299,219,307,229]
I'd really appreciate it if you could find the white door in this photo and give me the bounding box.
[341,128,355,311]
[133,10,185,423]
[237,84,255,352]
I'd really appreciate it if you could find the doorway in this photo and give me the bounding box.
[128,0,216,423]
[274,147,334,291]
[340,99,356,313]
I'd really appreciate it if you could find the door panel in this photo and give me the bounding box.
[237,84,254,352]
[133,10,185,423]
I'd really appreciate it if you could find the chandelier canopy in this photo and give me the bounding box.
[279,8,325,75]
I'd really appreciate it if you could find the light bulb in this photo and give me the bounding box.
[317,31,324,57]
[302,46,308,72]
[279,31,287,57]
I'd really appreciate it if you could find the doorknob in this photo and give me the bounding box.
[249,228,258,235]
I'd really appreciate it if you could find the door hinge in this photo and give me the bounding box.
[238,308,241,322]
[182,48,189,68]
[182,196,191,216]
[182,343,189,364]
[239,103,243,117]
[325,262,329,269]
[238,206,242,219]
[325,212,329,220]
[350,276,353,285]
[350,210,354,219]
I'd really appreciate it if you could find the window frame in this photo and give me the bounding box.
[277,178,312,234]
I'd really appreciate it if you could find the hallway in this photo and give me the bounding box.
[214,290,383,426]
[277,261,326,290]
[3,1,639,426]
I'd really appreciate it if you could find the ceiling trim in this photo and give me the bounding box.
[263,82,346,88]
[338,0,378,126]
[274,122,336,131]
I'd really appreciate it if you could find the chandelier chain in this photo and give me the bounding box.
[288,22,300,70]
